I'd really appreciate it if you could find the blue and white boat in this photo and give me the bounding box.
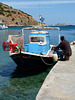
[2,27,59,71]
[0,23,8,29]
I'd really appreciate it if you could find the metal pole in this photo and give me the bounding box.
[22,28,24,47]
[53,27,61,44]
[59,29,60,44]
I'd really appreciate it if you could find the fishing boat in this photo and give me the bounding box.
[0,23,8,30]
[2,27,60,71]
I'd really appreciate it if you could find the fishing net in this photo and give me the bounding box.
[8,35,23,48]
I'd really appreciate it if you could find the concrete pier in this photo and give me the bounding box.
[36,45,75,100]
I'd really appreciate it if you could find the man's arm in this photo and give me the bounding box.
[54,42,62,51]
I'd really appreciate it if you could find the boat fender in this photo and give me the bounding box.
[53,52,58,62]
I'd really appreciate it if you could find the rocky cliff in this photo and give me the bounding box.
[0,2,38,26]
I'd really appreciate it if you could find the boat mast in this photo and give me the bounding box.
[22,28,24,47]
[58,27,61,44]
[54,27,61,44]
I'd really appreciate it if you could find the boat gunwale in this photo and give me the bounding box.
[9,51,53,58]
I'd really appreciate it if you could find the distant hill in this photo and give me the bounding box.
[0,2,38,26]
[54,23,69,26]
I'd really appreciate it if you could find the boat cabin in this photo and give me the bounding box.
[24,31,50,54]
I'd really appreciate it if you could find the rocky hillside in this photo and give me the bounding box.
[0,2,38,26]
[54,23,68,26]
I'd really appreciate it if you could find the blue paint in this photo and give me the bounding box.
[24,31,50,54]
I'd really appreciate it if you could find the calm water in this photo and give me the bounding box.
[0,26,75,100]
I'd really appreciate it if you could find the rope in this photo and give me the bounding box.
[40,56,55,66]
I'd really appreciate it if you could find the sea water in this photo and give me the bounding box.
[0,26,75,100]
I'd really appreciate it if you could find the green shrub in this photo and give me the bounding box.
[12,18,15,21]
[0,7,4,11]
[15,22,18,25]
[11,11,16,14]
[27,17,29,19]
[0,10,4,15]
[5,10,11,13]
[6,13,12,17]
[3,6,8,9]
[2,20,4,22]
[0,3,2,6]
[9,6,13,9]
[18,12,20,14]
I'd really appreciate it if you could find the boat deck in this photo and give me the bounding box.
[36,45,75,100]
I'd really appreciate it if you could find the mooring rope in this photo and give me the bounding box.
[40,56,55,66]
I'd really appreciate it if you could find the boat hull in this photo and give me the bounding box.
[10,52,56,71]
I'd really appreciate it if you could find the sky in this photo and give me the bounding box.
[0,0,75,25]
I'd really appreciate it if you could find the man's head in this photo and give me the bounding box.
[60,36,65,41]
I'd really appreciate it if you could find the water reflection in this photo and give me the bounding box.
[11,65,53,78]
[0,62,54,100]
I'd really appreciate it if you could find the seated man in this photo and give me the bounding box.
[54,36,72,60]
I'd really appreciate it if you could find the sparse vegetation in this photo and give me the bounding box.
[19,10,24,14]
[9,6,12,9]
[28,20,30,23]
[0,10,4,15]
[6,13,12,17]
[18,12,20,14]
[0,7,4,11]
[21,20,22,22]
[0,4,4,15]
[0,3,2,6]
[3,6,8,9]
[15,22,18,25]
[11,11,16,14]
[5,10,11,13]
[0,2,38,26]
[27,17,29,19]
[2,20,4,22]
[12,18,15,21]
